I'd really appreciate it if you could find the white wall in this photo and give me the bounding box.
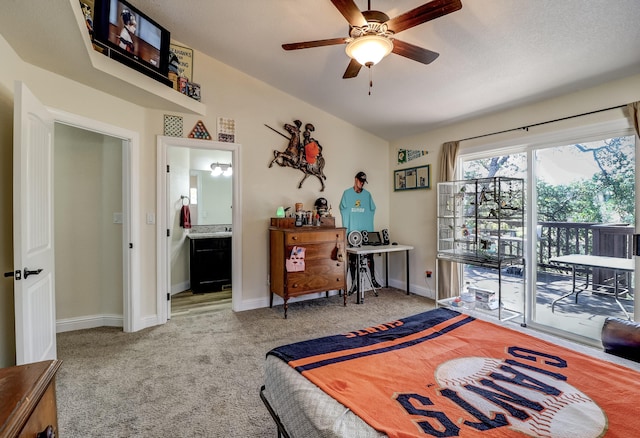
[54,124,123,320]
[168,146,190,292]
[2,20,639,366]
[0,32,389,365]
[389,73,640,298]
[146,48,391,309]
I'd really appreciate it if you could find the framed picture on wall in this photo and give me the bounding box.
[394,164,430,191]
[169,43,194,82]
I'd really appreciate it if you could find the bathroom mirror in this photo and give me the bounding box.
[189,169,232,225]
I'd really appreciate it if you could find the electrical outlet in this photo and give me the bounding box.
[426,270,432,278]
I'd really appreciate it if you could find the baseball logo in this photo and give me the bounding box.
[435,357,606,438]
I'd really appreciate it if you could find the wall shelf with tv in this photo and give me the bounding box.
[71,0,205,115]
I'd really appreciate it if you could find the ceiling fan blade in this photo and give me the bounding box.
[385,0,462,34]
[330,0,367,27]
[342,58,363,79]
[282,37,349,51]
[392,39,439,64]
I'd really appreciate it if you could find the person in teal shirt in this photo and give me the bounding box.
[340,171,381,292]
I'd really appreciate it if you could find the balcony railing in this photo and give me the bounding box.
[537,221,634,286]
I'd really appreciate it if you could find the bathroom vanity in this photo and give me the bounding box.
[188,232,232,293]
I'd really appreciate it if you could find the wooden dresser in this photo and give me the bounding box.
[269,224,347,318]
[0,360,62,438]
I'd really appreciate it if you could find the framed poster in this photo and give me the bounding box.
[394,164,430,191]
[169,43,194,82]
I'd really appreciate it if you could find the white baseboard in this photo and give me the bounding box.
[56,314,123,333]
[138,315,162,330]
[171,280,190,295]
[388,279,436,300]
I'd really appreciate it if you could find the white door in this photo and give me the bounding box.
[13,81,56,364]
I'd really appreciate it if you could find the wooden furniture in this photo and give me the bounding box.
[0,360,62,438]
[188,235,232,293]
[269,225,347,318]
[270,217,335,229]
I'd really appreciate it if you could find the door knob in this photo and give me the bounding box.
[23,268,43,279]
[4,270,21,280]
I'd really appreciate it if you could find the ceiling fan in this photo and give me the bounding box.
[282,0,463,80]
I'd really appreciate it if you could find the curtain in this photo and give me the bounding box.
[437,141,460,299]
[629,102,640,137]
[627,102,640,322]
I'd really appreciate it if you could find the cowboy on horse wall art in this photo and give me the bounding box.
[267,119,327,191]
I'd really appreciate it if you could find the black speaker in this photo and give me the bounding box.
[361,230,369,245]
[382,229,390,245]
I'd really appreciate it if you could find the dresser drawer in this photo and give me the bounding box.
[285,230,345,245]
[287,270,345,295]
[286,242,341,261]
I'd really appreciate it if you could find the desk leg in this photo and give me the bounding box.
[385,253,389,287]
[406,250,410,295]
[357,254,362,304]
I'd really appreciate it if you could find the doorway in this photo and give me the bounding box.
[53,124,124,329]
[156,136,242,323]
[50,109,140,333]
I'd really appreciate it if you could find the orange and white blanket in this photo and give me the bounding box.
[268,308,640,437]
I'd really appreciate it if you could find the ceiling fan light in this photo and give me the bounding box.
[345,35,393,66]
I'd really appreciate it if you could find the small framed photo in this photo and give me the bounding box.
[394,164,430,191]
[187,82,201,101]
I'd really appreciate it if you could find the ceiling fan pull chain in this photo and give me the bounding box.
[368,65,373,95]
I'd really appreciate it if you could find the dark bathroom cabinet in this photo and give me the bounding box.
[189,236,232,293]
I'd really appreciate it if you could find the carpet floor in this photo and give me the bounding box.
[55,288,436,437]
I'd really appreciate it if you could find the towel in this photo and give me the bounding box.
[180,205,191,228]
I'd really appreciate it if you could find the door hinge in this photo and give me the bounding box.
[129,243,133,249]
[166,165,170,173]
[167,293,170,301]
[167,229,170,237]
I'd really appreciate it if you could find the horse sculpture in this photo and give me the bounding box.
[267,120,327,191]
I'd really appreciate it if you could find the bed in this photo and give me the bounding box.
[261,307,640,438]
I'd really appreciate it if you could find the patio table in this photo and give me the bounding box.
[550,254,634,319]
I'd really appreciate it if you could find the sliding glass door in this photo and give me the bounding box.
[460,132,635,343]
[532,136,635,340]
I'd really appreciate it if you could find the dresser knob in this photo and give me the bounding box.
[292,236,298,240]
[36,425,55,438]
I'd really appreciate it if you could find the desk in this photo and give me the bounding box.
[346,244,414,303]
[550,254,634,319]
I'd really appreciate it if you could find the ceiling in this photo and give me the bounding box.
[3,0,640,141]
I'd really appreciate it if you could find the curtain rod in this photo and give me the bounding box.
[458,104,626,143]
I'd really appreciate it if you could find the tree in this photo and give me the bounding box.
[463,136,635,223]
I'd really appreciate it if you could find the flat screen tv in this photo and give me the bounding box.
[92,0,171,86]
